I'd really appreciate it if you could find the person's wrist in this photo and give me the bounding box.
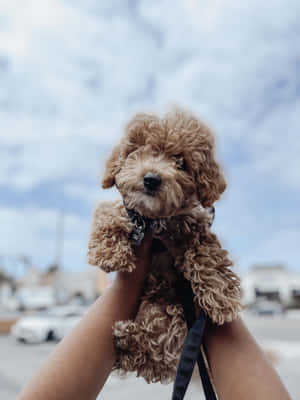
[204,317,244,346]
[112,234,152,294]
[115,271,143,288]
[114,261,149,292]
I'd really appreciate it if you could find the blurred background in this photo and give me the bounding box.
[0,0,299,399]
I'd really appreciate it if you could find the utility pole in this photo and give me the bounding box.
[55,212,65,268]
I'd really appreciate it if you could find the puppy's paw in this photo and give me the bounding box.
[88,233,137,272]
[113,320,143,353]
[88,201,137,272]
[207,300,242,325]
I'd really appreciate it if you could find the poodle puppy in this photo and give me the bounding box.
[88,109,241,383]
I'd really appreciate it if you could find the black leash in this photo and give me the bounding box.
[172,278,217,400]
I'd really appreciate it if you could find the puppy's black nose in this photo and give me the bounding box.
[143,173,161,191]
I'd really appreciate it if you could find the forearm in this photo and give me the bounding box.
[204,317,291,400]
[18,265,148,400]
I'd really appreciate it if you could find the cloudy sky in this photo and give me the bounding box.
[0,0,299,275]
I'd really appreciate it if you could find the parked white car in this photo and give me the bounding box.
[11,306,86,344]
[53,314,83,340]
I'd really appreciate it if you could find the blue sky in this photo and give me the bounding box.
[0,0,299,274]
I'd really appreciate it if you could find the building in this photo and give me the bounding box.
[54,266,108,304]
[3,265,111,310]
[242,265,300,308]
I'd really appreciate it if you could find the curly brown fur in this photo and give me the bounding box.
[88,109,241,383]
[177,232,240,325]
[88,201,137,272]
[113,300,187,383]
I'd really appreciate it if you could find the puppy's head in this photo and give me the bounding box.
[102,110,226,218]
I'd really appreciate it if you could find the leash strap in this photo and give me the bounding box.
[171,312,206,400]
[172,279,217,400]
[197,346,218,400]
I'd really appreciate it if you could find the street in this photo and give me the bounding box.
[0,313,299,399]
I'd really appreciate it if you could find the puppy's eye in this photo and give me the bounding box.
[175,156,187,171]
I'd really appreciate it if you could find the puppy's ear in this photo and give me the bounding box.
[101,113,156,188]
[101,114,146,189]
[196,150,226,207]
[102,144,123,189]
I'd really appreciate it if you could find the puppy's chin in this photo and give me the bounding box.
[122,191,182,219]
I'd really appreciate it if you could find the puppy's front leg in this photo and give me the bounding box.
[88,201,137,272]
[180,232,241,325]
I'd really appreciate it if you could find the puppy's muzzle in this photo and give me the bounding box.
[143,173,161,192]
